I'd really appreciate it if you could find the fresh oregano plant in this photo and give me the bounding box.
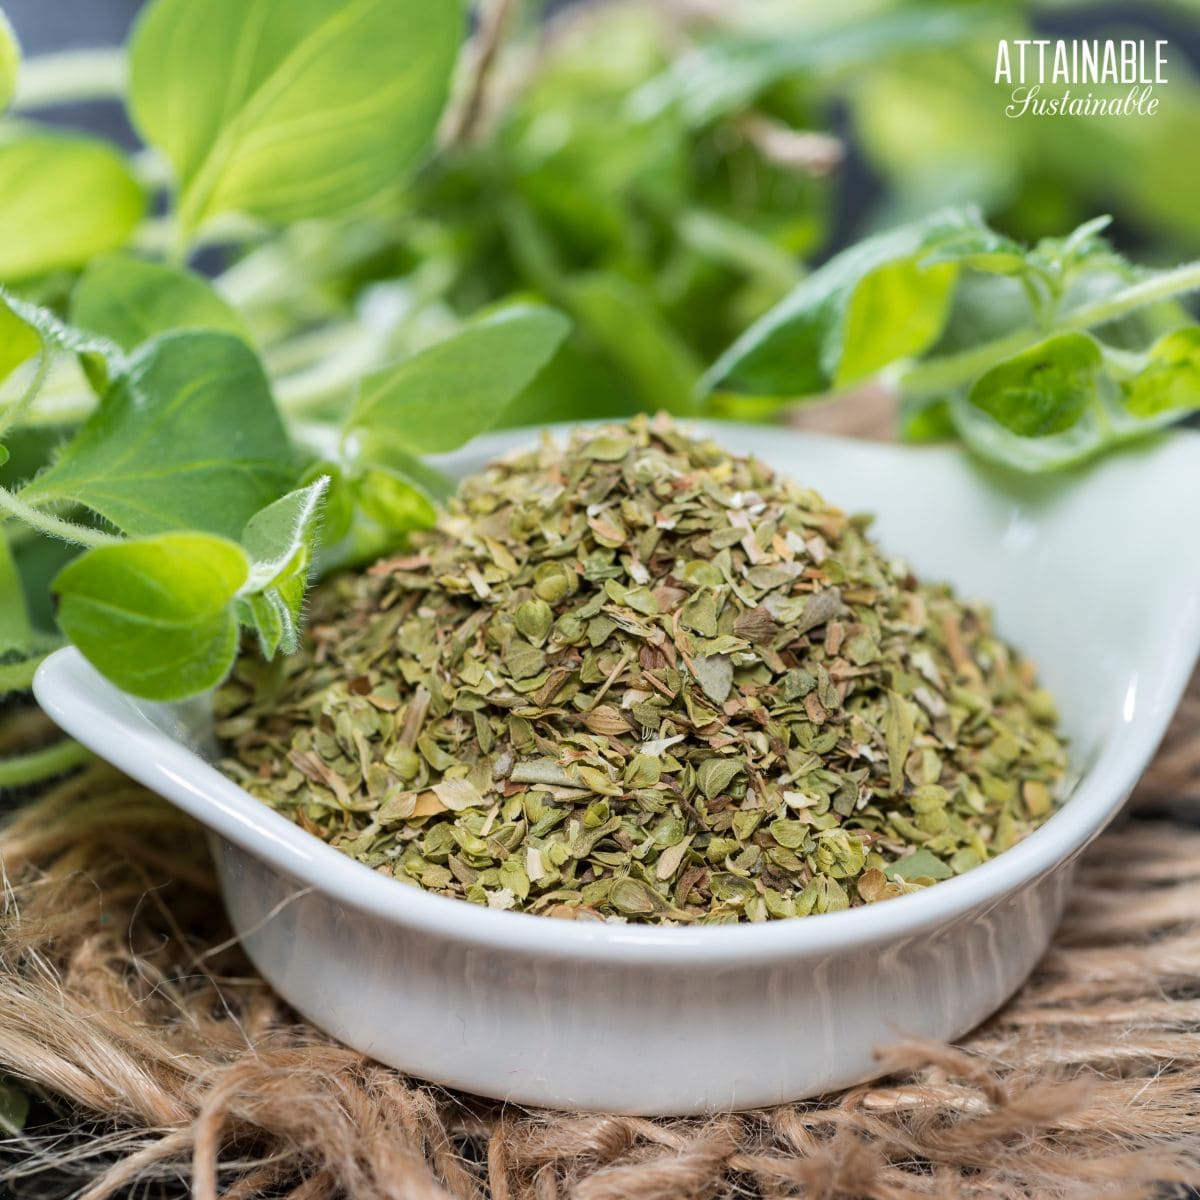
[705,208,1200,471]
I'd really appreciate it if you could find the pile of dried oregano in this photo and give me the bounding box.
[217,416,1067,923]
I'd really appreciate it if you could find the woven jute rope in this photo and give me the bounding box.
[3,408,1200,1198]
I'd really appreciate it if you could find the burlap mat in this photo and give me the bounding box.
[2,402,1200,1198]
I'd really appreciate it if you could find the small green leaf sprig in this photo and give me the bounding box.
[706,209,1200,472]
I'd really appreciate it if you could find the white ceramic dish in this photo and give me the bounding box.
[34,424,1200,1115]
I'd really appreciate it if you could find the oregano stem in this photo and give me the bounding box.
[0,739,91,788]
[1063,261,1200,330]
[899,260,1200,397]
[0,486,122,548]
[11,48,127,111]
[0,348,50,442]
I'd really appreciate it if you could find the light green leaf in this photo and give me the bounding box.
[129,0,463,235]
[968,332,1103,438]
[0,10,19,114]
[70,254,248,352]
[354,465,438,532]
[347,305,569,455]
[1124,327,1200,418]
[235,590,292,661]
[838,258,958,387]
[0,297,41,388]
[23,331,293,538]
[0,128,143,281]
[236,477,329,656]
[355,443,454,505]
[53,532,248,700]
[241,477,328,593]
[705,207,985,398]
[0,532,31,655]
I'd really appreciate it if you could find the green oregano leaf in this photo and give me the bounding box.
[884,847,953,883]
[704,206,987,399]
[23,330,293,538]
[967,332,1103,438]
[0,128,144,282]
[0,295,41,387]
[129,0,463,236]
[347,304,570,455]
[235,477,330,657]
[53,532,248,700]
[1124,327,1200,418]
[837,257,958,387]
[71,254,248,352]
[240,477,329,594]
[353,467,438,533]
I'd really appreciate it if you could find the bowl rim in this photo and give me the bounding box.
[32,426,1200,966]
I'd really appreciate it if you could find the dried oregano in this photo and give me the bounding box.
[216,416,1068,924]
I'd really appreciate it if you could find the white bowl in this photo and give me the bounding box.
[34,424,1200,1115]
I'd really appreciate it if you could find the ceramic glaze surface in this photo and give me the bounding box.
[35,425,1200,1114]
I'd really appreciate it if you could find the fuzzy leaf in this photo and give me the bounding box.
[0,290,125,395]
[235,478,329,656]
[24,331,293,538]
[53,532,248,700]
